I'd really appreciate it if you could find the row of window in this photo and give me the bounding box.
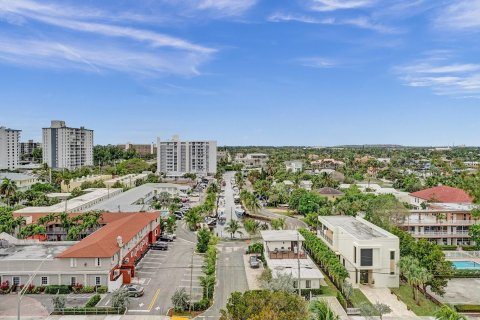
[292,280,312,288]
[11,276,101,286]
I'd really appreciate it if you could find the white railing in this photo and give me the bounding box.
[409,230,470,237]
[404,220,476,226]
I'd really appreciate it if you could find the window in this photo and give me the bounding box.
[390,251,395,260]
[390,251,395,275]
[305,280,311,289]
[70,258,77,268]
[353,246,357,263]
[293,281,298,289]
[13,276,20,286]
[95,258,101,267]
[71,277,76,286]
[95,276,101,286]
[41,276,48,285]
[360,249,373,267]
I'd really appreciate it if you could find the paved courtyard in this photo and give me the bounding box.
[428,278,480,305]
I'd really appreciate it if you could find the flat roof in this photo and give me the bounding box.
[13,188,122,213]
[320,216,394,240]
[267,256,324,279]
[105,173,149,183]
[261,230,304,242]
[91,183,188,212]
[0,244,71,261]
[0,172,37,181]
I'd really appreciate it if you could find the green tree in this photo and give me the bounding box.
[171,288,190,312]
[310,300,339,320]
[184,208,202,231]
[111,287,130,310]
[434,305,466,320]
[469,224,480,250]
[0,178,18,206]
[197,228,212,253]
[225,219,243,239]
[243,218,261,236]
[271,217,287,230]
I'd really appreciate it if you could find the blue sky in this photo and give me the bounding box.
[0,0,480,146]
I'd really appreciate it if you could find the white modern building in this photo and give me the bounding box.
[156,135,217,177]
[317,216,399,288]
[0,173,39,191]
[285,160,303,173]
[235,153,269,168]
[261,230,324,290]
[42,120,94,170]
[0,126,21,170]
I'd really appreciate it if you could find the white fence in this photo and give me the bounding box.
[443,251,480,259]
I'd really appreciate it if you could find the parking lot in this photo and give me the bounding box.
[100,225,205,316]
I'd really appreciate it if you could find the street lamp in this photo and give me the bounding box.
[17,254,52,320]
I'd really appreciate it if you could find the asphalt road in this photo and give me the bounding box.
[213,172,245,239]
[196,241,249,320]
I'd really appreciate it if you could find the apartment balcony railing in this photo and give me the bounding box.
[318,230,333,246]
[408,230,470,237]
[268,250,307,260]
[403,219,477,226]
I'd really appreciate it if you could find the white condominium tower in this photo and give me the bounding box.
[157,135,217,177]
[0,126,21,170]
[42,120,94,170]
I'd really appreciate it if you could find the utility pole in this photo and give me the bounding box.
[189,253,193,312]
[297,231,301,296]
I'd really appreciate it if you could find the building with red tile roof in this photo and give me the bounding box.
[410,186,473,204]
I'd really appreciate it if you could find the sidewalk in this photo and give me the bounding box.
[359,285,419,319]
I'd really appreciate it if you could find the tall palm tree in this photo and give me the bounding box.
[243,219,261,236]
[184,209,202,231]
[225,219,243,239]
[0,178,18,207]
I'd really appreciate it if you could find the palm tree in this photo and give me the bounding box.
[0,178,18,206]
[411,267,432,305]
[184,209,202,231]
[271,217,287,230]
[243,219,261,236]
[434,305,467,320]
[310,299,339,320]
[225,219,243,239]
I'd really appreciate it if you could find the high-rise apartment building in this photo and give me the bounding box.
[20,139,41,162]
[0,126,21,170]
[156,135,217,177]
[42,120,94,170]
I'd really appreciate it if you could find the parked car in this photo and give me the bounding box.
[126,284,144,297]
[159,234,174,242]
[150,242,168,250]
[249,255,260,269]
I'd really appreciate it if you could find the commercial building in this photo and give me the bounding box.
[119,143,156,156]
[0,126,21,170]
[156,135,217,177]
[20,140,41,162]
[13,188,122,214]
[91,183,190,213]
[261,230,324,290]
[235,153,269,168]
[42,120,94,170]
[317,216,399,288]
[285,160,303,173]
[104,173,149,188]
[61,174,112,192]
[0,212,160,292]
[0,172,39,191]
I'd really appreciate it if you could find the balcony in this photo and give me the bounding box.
[318,230,333,246]
[268,249,307,260]
[403,218,476,226]
[408,230,470,237]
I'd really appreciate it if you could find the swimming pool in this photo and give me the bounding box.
[452,261,480,270]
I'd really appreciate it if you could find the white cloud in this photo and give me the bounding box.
[268,12,397,34]
[435,0,480,31]
[309,0,376,12]
[395,55,480,97]
[0,0,215,76]
[196,0,257,16]
[0,37,209,76]
[297,57,337,68]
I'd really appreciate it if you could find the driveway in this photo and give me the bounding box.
[359,286,419,319]
[214,172,245,239]
[196,241,248,320]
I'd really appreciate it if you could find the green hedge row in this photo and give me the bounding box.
[85,294,101,308]
[52,307,123,315]
[455,304,480,312]
[451,269,480,278]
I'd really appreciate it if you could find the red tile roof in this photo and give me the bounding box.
[57,212,159,258]
[410,186,473,203]
[13,212,141,225]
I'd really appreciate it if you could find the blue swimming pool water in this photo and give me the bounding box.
[452,261,480,270]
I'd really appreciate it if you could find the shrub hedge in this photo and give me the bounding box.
[44,285,71,294]
[454,304,480,312]
[85,294,101,308]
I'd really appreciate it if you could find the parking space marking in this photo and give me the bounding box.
[148,288,161,311]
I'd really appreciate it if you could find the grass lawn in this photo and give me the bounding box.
[266,207,293,216]
[350,288,373,308]
[319,274,341,297]
[391,284,439,316]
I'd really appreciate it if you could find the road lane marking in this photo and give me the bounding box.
[148,288,161,311]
